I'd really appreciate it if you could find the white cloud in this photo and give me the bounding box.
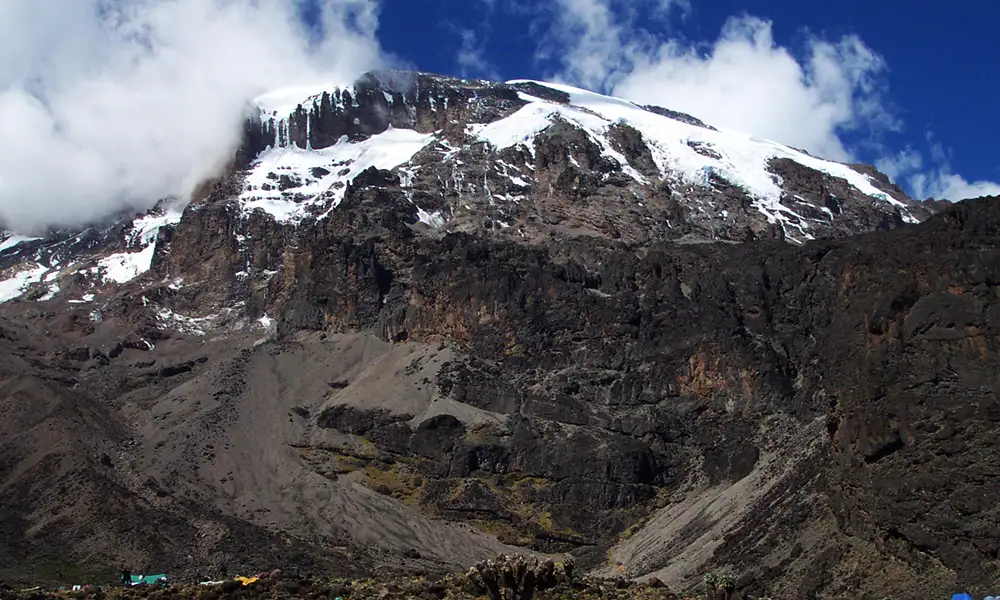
[541,3,892,163]
[912,171,1000,201]
[456,29,500,80]
[875,147,922,181]
[539,0,693,92]
[652,0,691,19]
[0,0,385,234]
[539,0,649,91]
[883,143,1000,201]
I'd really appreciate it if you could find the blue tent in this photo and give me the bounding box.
[129,574,167,586]
[952,593,973,600]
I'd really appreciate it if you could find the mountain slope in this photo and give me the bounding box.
[3,189,998,597]
[1,70,994,599]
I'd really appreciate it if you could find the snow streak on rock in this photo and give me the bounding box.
[0,234,42,253]
[94,210,182,284]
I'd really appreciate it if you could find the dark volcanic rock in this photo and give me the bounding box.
[641,104,715,130]
[109,174,996,596]
[316,195,1000,596]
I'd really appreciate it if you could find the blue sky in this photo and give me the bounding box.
[363,0,999,201]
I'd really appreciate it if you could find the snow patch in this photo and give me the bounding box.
[156,307,219,336]
[38,270,60,301]
[0,234,41,253]
[240,127,437,223]
[0,263,48,303]
[97,246,157,284]
[416,208,446,228]
[471,96,645,182]
[92,209,182,285]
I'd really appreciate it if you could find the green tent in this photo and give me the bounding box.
[129,574,167,586]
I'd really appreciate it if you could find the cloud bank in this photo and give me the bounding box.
[542,0,894,163]
[0,0,384,234]
[538,0,1000,201]
[878,143,1000,201]
[613,18,896,164]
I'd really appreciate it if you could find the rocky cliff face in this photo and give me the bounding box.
[1,70,994,599]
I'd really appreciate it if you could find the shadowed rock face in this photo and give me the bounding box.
[163,191,1000,598]
[0,70,994,598]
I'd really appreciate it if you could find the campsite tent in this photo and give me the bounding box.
[129,574,167,586]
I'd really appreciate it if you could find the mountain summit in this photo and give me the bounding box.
[238,70,929,243]
[2,71,996,599]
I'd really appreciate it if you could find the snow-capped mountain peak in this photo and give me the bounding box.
[235,71,924,239]
[0,70,935,309]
